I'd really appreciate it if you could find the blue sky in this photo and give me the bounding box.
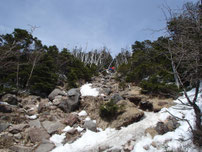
[0,0,199,56]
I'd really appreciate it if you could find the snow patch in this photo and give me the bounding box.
[50,133,66,147]
[26,115,37,120]
[132,85,202,152]
[80,84,99,97]
[76,126,84,132]
[62,126,73,132]
[51,83,202,152]
[51,129,114,152]
[78,110,87,117]
[51,112,160,152]
[0,102,9,105]
[85,117,91,121]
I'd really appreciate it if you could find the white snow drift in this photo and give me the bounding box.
[50,83,202,152]
[80,83,99,97]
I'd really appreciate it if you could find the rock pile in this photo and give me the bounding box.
[0,88,87,151]
[0,72,177,151]
[80,73,175,129]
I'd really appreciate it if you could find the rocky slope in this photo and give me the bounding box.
[0,72,177,152]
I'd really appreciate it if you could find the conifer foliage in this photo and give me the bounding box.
[0,29,96,96]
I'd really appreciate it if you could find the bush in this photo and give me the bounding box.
[140,75,180,98]
[99,100,123,120]
[125,64,155,83]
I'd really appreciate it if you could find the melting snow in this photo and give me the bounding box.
[78,110,87,117]
[26,115,37,120]
[80,84,99,97]
[62,126,73,132]
[85,117,91,121]
[76,126,84,132]
[51,112,160,152]
[50,133,66,147]
[132,85,202,152]
[51,83,202,152]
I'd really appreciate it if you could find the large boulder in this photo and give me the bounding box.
[58,98,79,113]
[67,88,80,97]
[111,100,144,128]
[155,122,169,135]
[28,127,50,143]
[58,88,80,113]
[48,88,67,101]
[1,94,19,105]
[42,121,65,135]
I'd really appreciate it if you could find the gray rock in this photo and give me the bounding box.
[68,88,80,103]
[111,93,123,104]
[10,145,33,152]
[0,122,10,133]
[29,119,41,128]
[103,88,112,95]
[9,124,29,134]
[83,120,96,132]
[155,122,169,135]
[35,141,55,152]
[165,117,179,131]
[28,127,50,143]
[67,88,80,96]
[1,94,19,105]
[48,88,66,101]
[58,95,80,113]
[42,121,65,135]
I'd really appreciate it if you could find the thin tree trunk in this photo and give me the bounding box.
[168,41,180,89]
[26,57,37,88]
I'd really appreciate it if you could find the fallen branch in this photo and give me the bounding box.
[166,110,194,132]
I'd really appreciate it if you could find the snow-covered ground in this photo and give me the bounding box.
[80,83,99,97]
[132,84,202,152]
[51,83,202,152]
